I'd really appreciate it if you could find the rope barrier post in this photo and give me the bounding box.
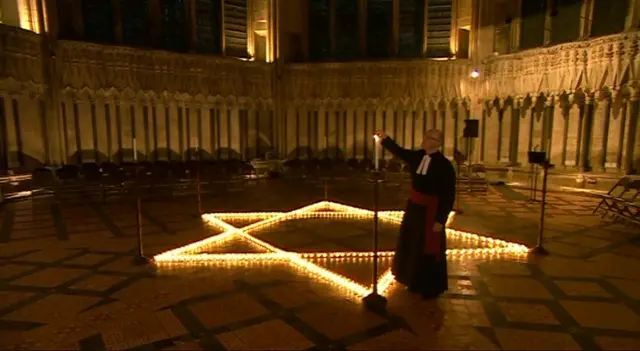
[363,170,387,313]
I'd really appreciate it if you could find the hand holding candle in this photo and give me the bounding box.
[373,134,380,171]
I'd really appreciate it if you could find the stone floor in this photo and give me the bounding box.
[0,180,639,350]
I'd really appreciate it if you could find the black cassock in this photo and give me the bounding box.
[381,136,456,297]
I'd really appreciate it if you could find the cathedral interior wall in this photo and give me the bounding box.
[0,0,639,176]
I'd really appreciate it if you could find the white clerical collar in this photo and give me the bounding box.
[416,154,431,175]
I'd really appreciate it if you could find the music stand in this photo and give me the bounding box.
[527,151,546,203]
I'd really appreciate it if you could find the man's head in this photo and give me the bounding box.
[422,129,443,151]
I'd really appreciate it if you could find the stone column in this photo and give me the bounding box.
[531,97,544,153]
[498,101,511,163]
[541,96,554,155]
[17,93,46,167]
[229,104,242,159]
[148,99,159,160]
[623,91,640,174]
[70,96,82,164]
[218,104,231,158]
[165,96,182,160]
[121,98,134,162]
[345,105,355,159]
[318,106,328,156]
[283,104,294,159]
[445,103,457,157]
[299,107,311,158]
[249,106,258,158]
[113,97,124,162]
[185,101,197,157]
[415,105,425,147]
[94,94,109,163]
[200,101,211,158]
[579,94,595,171]
[565,96,581,168]
[509,98,521,165]
[607,93,626,170]
[3,94,20,169]
[155,99,169,160]
[591,93,611,172]
[517,100,530,167]
[135,98,149,161]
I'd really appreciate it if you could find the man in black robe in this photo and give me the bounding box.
[377,129,456,299]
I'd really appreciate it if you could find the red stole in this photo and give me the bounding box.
[409,189,442,261]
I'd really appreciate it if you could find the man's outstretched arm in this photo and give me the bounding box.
[380,136,413,163]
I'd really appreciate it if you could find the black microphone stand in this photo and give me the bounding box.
[132,147,152,266]
[530,160,553,256]
[363,170,387,313]
[527,150,542,204]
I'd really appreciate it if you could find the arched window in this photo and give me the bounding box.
[159,0,188,52]
[366,0,393,58]
[82,0,115,43]
[550,0,582,44]
[120,0,151,47]
[398,0,425,57]
[335,0,359,59]
[223,0,249,57]
[425,0,452,57]
[57,0,79,39]
[195,0,222,54]
[591,0,628,37]
[308,0,331,60]
[520,0,546,49]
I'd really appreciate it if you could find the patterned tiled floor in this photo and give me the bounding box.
[0,180,639,350]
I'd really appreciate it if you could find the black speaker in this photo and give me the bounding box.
[463,119,479,138]
[528,151,547,165]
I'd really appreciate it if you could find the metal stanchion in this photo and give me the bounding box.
[363,170,387,312]
[131,139,152,266]
[530,160,553,256]
[527,150,545,204]
[132,195,152,265]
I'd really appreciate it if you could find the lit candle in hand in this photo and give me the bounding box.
[373,134,380,171]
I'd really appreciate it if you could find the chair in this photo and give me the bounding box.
[603,179,640,225]
[30,168,56,200]
[284,158,304,178]
[593,177,630,214]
